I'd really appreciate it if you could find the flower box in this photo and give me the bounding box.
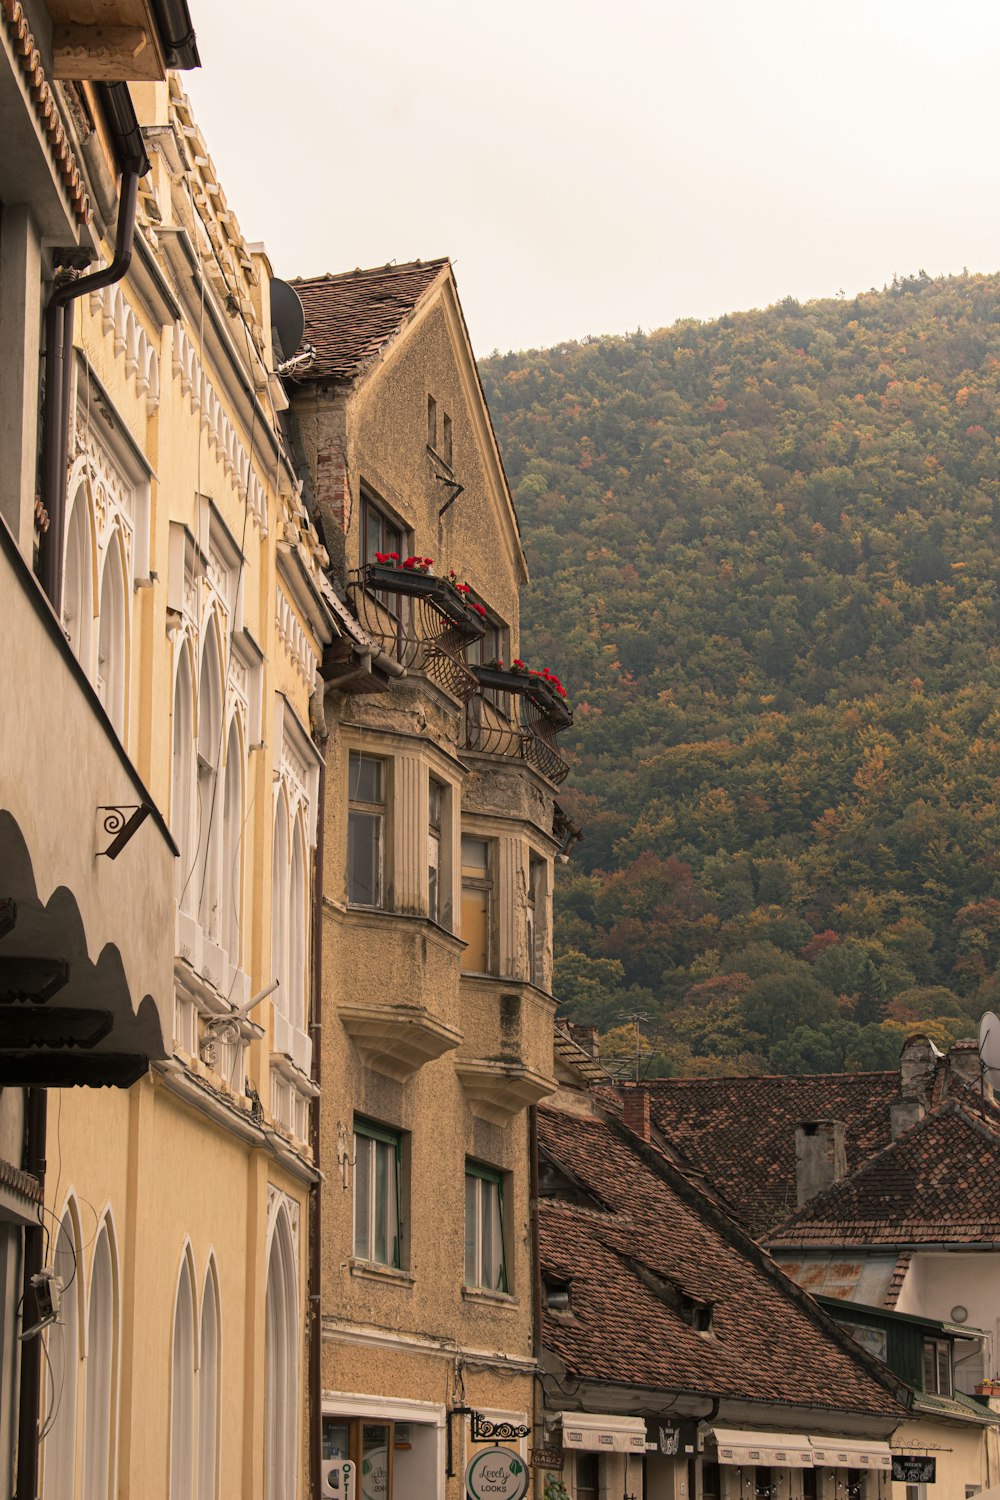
[433,579,486,636]
[362,563,442,599]
[473,666,574,727]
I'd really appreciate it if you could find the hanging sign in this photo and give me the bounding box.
[891,1457,936,1484]
[321,1458,356,1498]
[465,1446,530,1500]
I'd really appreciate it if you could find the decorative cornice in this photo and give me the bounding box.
[2,0,92,226]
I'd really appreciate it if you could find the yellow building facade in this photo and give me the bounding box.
[291,262,575,1499]
[0,9,341,1486]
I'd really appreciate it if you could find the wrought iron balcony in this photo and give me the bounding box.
[347,564,482,701]
[464,666,572,785]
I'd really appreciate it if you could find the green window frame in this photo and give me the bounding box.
[354,1119,403,1269]
[464,1161,508,1292]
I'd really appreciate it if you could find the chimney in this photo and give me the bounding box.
[942,1040,989,1099]
[890,1099,925,1140]
[899,1034,943,1107]
[564,1023,599,1058]
[622,1085,651,1142]
[794,1120,846,1207]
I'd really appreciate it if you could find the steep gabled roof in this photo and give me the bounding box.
[767,1101,1000,1248]
[537,1105,905,1417]
[291,259,450,383]
[641,1073,901,1236]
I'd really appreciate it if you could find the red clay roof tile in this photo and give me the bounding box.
[290,259,449,382]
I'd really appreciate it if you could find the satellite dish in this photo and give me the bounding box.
[269,278,305,363]
[978,1012,1000,1089]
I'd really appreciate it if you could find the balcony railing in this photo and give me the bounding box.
[347,565,482,702]
[464,666,572,785]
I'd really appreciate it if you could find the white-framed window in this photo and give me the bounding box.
[83,1217,117,1499]
[353,1120,403,1268]
[169,1251,196,1500]
[221,717,245,964]
[198,1262,220,1500]
[172,642,196,912]
[96,528,129,738]
[196,619,225,942]
[464,1163,508,1292]
[62,484,95,670]
[42,1205,81,1497]
[528,854,545,987]
[428,778,443,924]
[271,794,290,1002]
[348,752,386,908]
[923,1337,953,1396]
[461,836,495,974]
[264,1201,298,1500]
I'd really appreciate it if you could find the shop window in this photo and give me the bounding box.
[323,1418,398,1497]
[923,1337,953,1396]
[755,1467,775,1500]
[846,1470,865,1500]
[702,1460,721,1500]
[354,1120,403,1268]
[802,1468,818,1500]
[465,1162,508,1292]
[460,836,494,973]
[576,1452,600,1500]
[349,752,386,907]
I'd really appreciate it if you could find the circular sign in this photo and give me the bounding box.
[465,1446,529,1500]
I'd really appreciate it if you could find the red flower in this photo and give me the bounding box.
[424,557,433,566]
[513,659,525,669]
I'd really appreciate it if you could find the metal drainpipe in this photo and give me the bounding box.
[38,168,140,613]
[309,753,327,1499]
[15,1087,47,1500]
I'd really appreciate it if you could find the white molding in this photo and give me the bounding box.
[320,1318,537,1373]
[320,1391,446,1426]
[171,320,268,533]
[89,283,161,416]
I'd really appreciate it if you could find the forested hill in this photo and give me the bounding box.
[479,272,1000,1077]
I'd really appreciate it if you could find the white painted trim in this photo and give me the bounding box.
[320,1318,537,1372]
[321,1391,446,1426]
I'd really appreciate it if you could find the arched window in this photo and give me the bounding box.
[197,623,224,941]
[197,1262,220,1500]
[288,820,307,1030]
[96,530,128,738]
[270,796,289,1011]
[42,1207,81,1497]
[264,1206,297,1500]
[83,1218,117,1500]
[221,719,244,964]
[169,1253,196,1500]
[63,485,94,673]
[172,645,196,912]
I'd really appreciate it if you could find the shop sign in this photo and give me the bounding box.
[529,1447,564,1470]
[891,1456,936,1484]
[465,1446,530,1500]
[321,1458,356,1498]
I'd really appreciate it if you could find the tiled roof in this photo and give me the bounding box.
[291,259,450,382]
[912,1390,1000,1426]
[767,1103,1000,1248]
[537,1105,905,1417]
[642,1073,902,1236]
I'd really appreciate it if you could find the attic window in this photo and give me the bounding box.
[544,1276,572,1313]
[427,393,453,470]
[679,1293,714,1333]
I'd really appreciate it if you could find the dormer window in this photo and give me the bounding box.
[680,1294,714,1333]
[923,1337,953,1396]
[543,1276,572,1312]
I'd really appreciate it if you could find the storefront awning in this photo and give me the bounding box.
[559,1414,648,1454]
[809,1438,892,1471]
[712,1429,814,1467]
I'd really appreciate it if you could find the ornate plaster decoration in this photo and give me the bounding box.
[89,284,160,415]
[275,588,318,690]
[171,322,268,532]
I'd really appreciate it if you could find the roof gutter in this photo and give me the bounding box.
[149,0,201,68]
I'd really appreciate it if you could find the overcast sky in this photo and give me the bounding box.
[184,0,1000,358]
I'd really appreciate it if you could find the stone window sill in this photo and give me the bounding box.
[349,1259,414,1288]
[462,1285,520,1309]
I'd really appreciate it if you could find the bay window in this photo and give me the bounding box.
[461,835,494,973]
[348,752,386,907]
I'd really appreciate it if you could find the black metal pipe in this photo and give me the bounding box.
[309,753,327,1498]
[38,168,140,614]
[15,1087,48,1500]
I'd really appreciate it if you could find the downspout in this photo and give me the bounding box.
[309,751,327,1499]
[14,1088,47,1500]
[529,1105,544,1498]
[38,164,141,612]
